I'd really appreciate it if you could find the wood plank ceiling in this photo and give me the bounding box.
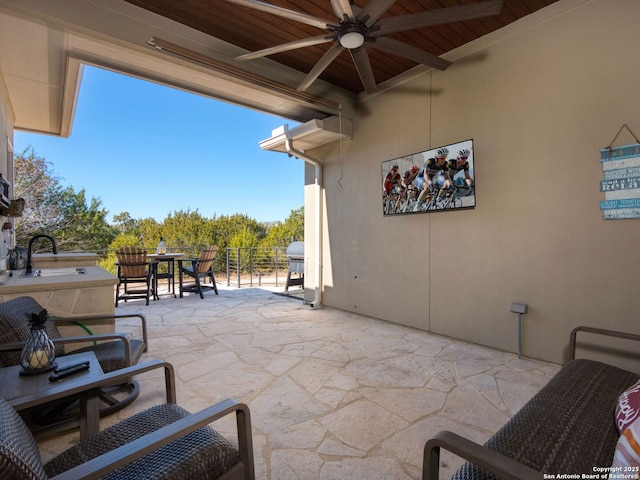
[125,0,559,94]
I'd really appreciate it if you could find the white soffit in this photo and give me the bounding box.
[260,116,352,154]
[0,10,69,135]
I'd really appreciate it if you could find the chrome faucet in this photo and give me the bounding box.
[26,235,57,274]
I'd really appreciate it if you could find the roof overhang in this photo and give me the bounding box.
[0,0,357,137]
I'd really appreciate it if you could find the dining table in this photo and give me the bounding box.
[147,252,184,298]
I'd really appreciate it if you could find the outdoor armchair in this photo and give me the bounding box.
[178,245,219,299]
[0,296,148,422]
[0,359,255,480]
[115,246,155,307]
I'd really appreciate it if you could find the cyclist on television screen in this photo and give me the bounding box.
[447,149,474,188]
[383,165,402,195]
[414,148,452,208]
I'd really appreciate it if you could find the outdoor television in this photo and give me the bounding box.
[381,139,475,216]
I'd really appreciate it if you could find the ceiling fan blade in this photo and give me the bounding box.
[330,0,356,22]
[349,47,377,94]
[357,0,398,27]
[370,36,451,71]
[224,0,337,30]
[372,0,503,36]
[297,43,344,92]
[237,35,335,61]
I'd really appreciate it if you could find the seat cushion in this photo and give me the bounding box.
[0,296,64,367]
[0,398,47,480]
[72,338,146,372]
[44,403,240,480]
[452,359,640,479]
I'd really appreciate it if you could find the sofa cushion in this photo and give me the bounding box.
[611,416,640,468]
[451,359,640,480]
[616,380,640,432]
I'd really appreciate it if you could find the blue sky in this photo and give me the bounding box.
[14,66,302,223]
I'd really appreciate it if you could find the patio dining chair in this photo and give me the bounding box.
[115,246,155,307]
[0,296,148,425]
[178,245,219,299]
[0,361,255,480]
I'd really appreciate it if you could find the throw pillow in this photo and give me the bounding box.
[616,380,640,432]
[611,416,640,468]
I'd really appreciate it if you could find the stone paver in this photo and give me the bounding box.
[37,285,561,479]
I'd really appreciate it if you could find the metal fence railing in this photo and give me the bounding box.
[88,246,291,289]
[225,247,288,288]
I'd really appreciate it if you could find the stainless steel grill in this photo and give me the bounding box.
[285,241,304,293]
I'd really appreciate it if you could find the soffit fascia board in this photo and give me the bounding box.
[260,116,352,154]
[0,8,67,135]
[58,56,83,138]
[66,44,337,124]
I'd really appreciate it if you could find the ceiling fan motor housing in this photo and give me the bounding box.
[338,24,367,49]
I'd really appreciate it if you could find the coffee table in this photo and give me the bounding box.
[0,351,104,439]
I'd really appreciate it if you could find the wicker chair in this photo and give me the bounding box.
[0,361,255,480]
[178,245,219,299]
[0,296,148,423]
[115,247,155,307]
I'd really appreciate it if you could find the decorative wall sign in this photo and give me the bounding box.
[600,142,640,220]
[381,139,475,216]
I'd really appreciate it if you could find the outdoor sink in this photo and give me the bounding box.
[21,267,88,278]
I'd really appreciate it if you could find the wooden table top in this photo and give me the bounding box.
[0,351,103,410]
[147,253,185,260]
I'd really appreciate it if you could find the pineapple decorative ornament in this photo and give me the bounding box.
[20,309,57,375]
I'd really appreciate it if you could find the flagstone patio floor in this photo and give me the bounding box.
[37,284,561,479]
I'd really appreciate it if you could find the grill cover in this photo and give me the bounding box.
[286,241,304,274]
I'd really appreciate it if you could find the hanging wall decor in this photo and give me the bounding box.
[600,125,640,220]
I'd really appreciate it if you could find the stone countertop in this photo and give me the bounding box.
[31,253,100,268]
[0,265,117,295]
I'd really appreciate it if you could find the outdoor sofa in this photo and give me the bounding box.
[423,326,640,479]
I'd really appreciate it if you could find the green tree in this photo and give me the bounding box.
[136,217,162,249]
[56,188,117,251]
[262,206,304,247]
[229,227,261,249]
[161,210,215,254]
[14,147,116,252]
[13,146,64,241]
[112,212,137,233]
[214,214,267,250]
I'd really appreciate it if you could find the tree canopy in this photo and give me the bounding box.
[14,147,117,252]
[13,146,303,261]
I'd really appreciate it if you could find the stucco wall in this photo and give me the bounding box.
[0,72,14,252]
[306,0,640,364]
[0,73,13,187]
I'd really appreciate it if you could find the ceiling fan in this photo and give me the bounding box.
[224,0,504,94]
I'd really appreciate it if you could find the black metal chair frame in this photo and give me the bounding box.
[0,359,255,480]
[178,247,219,299]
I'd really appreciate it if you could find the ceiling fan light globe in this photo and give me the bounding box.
[339,31,365,49]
